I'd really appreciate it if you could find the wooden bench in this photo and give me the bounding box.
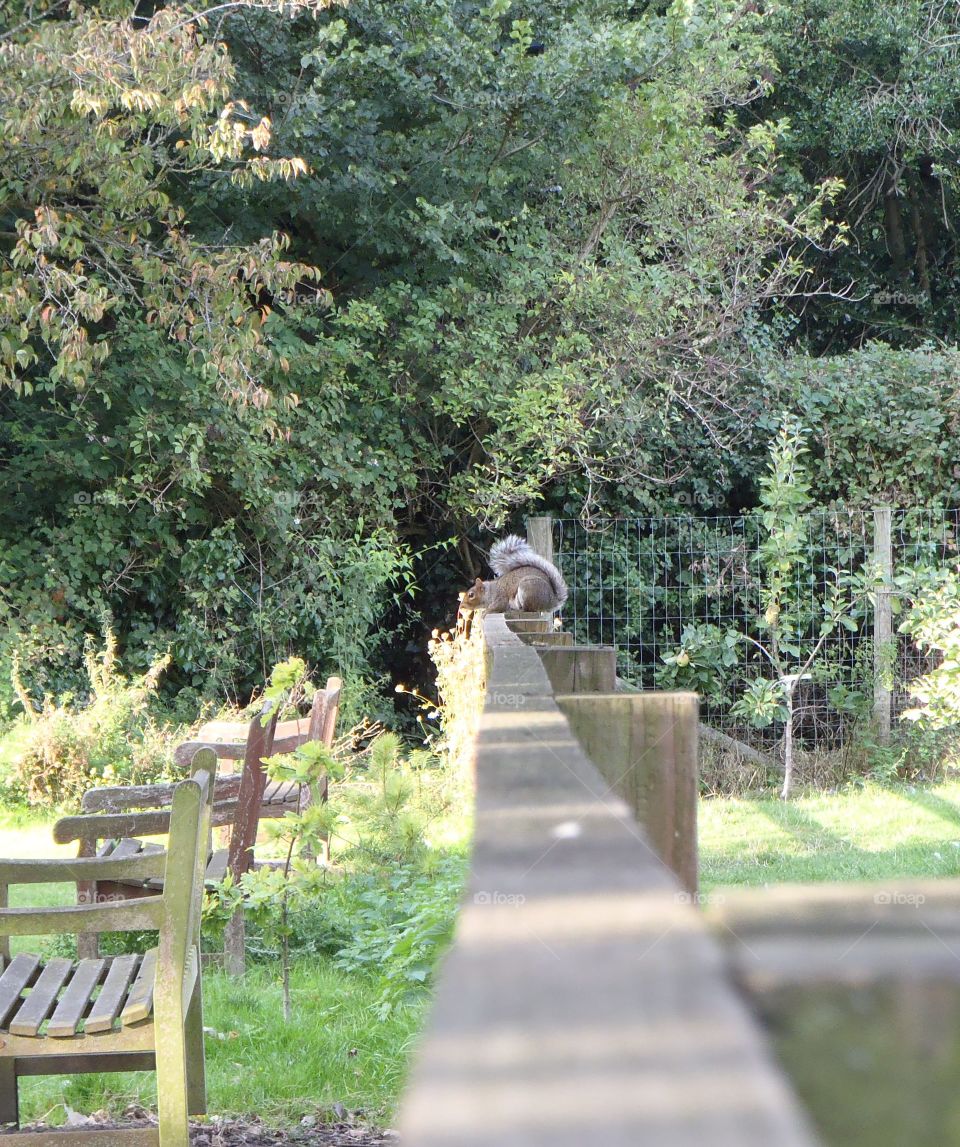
[0,754,215,1147]
[53,678,342,967]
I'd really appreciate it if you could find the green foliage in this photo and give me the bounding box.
[0,0,329,396]
[0,322,413,712]
[748,0,960,348]
[655,623,739,703]
[772,345,960,509]
[730,677,788,728]
[6,0,957,742]
[330,857,466,1018]
[206,656,467,1021]
[8,627,176,806]
[900,565,960,730]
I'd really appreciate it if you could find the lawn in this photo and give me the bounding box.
[699,779,960,891]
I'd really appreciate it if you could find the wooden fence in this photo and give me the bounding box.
[397,537,960,1146]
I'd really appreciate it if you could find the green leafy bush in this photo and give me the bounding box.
[10,628,177,806]
[900,565,960,731]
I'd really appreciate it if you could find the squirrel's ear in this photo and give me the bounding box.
[474,577,483,587]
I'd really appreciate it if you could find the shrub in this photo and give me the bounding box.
[10,628,178,806]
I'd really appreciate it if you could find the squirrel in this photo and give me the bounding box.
[458,535,568,614]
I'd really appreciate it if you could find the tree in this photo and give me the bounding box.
[0,0,328,400]
[746,0,960,350]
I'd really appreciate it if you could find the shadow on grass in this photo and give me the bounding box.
[898,786,960,831]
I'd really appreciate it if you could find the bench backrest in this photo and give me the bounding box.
[1,757,214,969]
[171,677,343,770]
[57,680,341,885]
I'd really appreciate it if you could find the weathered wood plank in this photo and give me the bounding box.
[173,728,319,768]
[697,721,776,770]
[261,780,283,804]
[0,899,164,938]
[204,849,229,884]
[514,629,573,647]
[8,958,72,1036]
[556,691,699,895]
[225,709,278,881]
[706,881,960,1147]
[53,811,173,845]
[536,646,617,693]
[0,1127,159,1147]
[120,950,156,1026]
[504,612,551,634]
[110,839,145,862]
[82,774,244,813]
[84,954,139,1033]
[0,954,41,1028]
[0,852,164,885]
[47,959,107,1037]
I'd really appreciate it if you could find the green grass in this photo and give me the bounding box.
[0,720,31,782]
[699,779,960,891]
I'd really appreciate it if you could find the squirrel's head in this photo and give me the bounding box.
[458,577,485,612]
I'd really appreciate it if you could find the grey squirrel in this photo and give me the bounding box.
[458,535,568,614]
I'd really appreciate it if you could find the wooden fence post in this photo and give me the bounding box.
[525,515,554,563]
[556,691,699,894]
[873,506,893,745]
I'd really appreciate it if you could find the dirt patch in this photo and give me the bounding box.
[12,1108,397,1146]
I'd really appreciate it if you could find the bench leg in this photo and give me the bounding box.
[0,1057,18,1127]
[155,1012,190,1147]
[185,974,206,1115]
[223,909,246,977]
[76,839,100,959]
[77,928,100,960]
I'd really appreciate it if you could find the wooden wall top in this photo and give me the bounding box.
[398,613,820,1147]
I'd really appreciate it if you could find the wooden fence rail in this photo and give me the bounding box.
[399,613,820,1146]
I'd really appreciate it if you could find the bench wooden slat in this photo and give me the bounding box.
[261,780,282,804]
[204,849,229,884]
[47,959,107,1037]
[0,953,41,1028]
[8,957,73,1036]
[84,954,139,1034]
[110,839,146,861]
[265,780,299,807]
[120,949,156,1026]
[1,770,213,1142]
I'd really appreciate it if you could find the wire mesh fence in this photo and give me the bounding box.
[551,509,960,756]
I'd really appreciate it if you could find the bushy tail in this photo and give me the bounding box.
[489,535,568,609]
